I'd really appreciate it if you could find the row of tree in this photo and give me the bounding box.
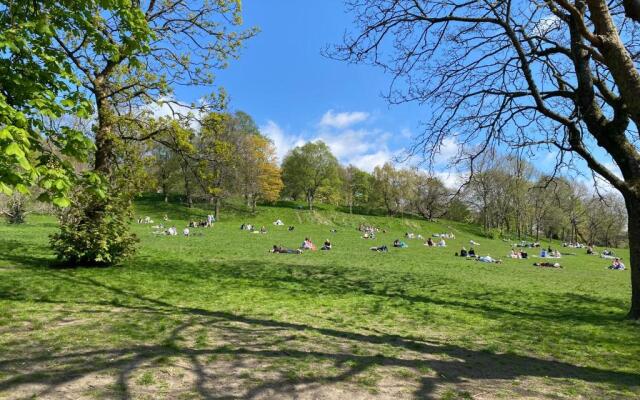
[147,111,283,218]
[144,130,627,248]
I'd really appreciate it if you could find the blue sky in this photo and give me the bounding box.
[172,1,442,172]
[169,0,620,193]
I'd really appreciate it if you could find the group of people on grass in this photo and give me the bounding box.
[270,237,332,254]
[433,232,456,239]
[240,223,268,234]
[359,224,381,239]
[144,213,628,271]
[424,237,447,247]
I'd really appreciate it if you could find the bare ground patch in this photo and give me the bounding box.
[0,303,638,400]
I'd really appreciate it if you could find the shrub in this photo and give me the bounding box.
[50,188,138,266]
[483,228,500,240]
[2,194,28,224]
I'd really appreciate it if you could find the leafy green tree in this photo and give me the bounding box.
[341,165,373,213]
[0,1,94,206]
[48,1,255,264]
[282,141,341,210]
[411,172,449,221]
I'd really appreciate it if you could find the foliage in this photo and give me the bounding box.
[334,0,640,319]
[1,193,28,224]
[281,141,341,210]
[0,1,94,204]
[50,183,138,265]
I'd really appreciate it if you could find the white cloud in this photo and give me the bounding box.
[435,170,468,189]
[533,15,560,36]
[260,109,405,171]
[434,137,461,166]
[145,96,210,130]
[349,150,394,171]
[259,120,305,163]
[319,110,370,129]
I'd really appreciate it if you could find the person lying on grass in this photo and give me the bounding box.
[369,245,388,252]
[393,239,408,248]
[270,245,302,254]
[608,258,626,270]
[475,255,502,264]
[321,239,332,250]
[533,262,562,268]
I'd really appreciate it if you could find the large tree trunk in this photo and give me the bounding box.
[180,163,192,208]
[94,92,114,177]
[214,197,221,221]
[162,182,169,203]
[624,194,640,319]
[307,191,314,210]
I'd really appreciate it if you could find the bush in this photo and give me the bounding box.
[483,228,500,240]
[50,188,138,266]
[2,193,28,224]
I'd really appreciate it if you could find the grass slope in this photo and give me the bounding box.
[0,199,638,399]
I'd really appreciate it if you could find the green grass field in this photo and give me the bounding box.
[1,199,638,399]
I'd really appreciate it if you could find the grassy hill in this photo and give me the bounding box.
[0,198,638,399]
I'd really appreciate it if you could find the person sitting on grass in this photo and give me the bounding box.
[534,262,562,268]
[370,245,388,252]
[609,258,626,270]
[509,249,519,259]
[460,247,468,257]
[437,238,447,247]
[586,246,594,255]
[468,247,476,257]
[259,226,267,234]
[393,239,408,248]
[165,226,177,236]
[270,245,302,254]
[425,237,434,247]
[183,227,190,237]
[321,239,332,250]
[301,238,317,251]
[288,226,295,231]
[540,249,548,258]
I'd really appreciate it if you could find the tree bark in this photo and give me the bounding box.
[307,191,314,210]
[93,89,114,177]
[624,194,640,319]
[214,197,221,221]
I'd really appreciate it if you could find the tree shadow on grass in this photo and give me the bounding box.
[1,270,638,399]
[205,259,631,326]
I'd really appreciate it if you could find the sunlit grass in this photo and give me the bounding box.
[0,199,638,399]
